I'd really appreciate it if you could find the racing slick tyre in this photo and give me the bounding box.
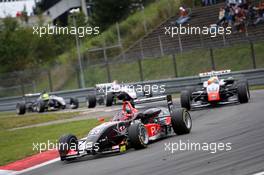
[128,122,149,150]
[58,134,78,161]
[180,90,191,110]
[37,100,45,113]
[105,92,114,107]
[16,103,26,115]
[171,108,192,135]
[237,82,250,103]
[87,94,96,108]
[70,98,79,109]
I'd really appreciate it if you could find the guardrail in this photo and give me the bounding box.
[0,68,263,112]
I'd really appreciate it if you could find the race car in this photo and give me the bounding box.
[58,95,192,161]
[180,70,250,110]
[16,92,79,115]
[86,81,164,108]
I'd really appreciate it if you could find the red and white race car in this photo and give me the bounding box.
[180,70,250,110]
[58,95,192,161]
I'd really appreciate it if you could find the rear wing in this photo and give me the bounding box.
[199,70,231,77]
[134,94,173,111]
[24,93,41,97]
[95,83,115,89]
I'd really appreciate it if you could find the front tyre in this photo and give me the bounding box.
[105,93,114,107]
[237,82,250,103]
[128,122,148,150]
[37,100,45,113]
[58,134,78,161]
[180,90,191,110]
[171,108,192,135]
[87,94,96,108]
[16,102,26,115]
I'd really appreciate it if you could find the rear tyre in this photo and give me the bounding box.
[128,122,148,150]
[180,90,191,110]
[37,100,45,113]
[87,94,96,108]
[105,93,114,107]
[70,98,79,109]
[16,102,26,115]
[58,134,78,161]
[237,82,249,103]
[171,108,192,135]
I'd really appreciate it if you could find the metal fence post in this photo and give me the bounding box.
[76,67,81,89]
[138,58,144,81]
[200,33,204,47]
[158,35,164,56]
[178,33,183,53]
[103,41,112,83]
[210,48,216,70]
[73,16,85,88]
[116,22,126,60]
[138,41,144,81]
[47,70,53,92]
[249,41,257,69]
[20,83,25,96]
[140,41,145,59]
[222,33,226,46]
[172,54,178,77]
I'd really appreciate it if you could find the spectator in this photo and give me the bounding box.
[203,0,216,6]
[231,7,244,31]
[254,8,264,25]
[174,6,190,25]
[217,7,226,25]
[215,0,263,33]
[254,2,264,25]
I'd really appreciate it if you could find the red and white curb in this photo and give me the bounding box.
[0,150,59,175]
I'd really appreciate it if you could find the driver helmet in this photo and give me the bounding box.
[208,76,219,85]
[41,90,49,100]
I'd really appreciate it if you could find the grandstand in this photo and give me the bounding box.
[124,2,264,59]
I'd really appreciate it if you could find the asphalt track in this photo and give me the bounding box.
[23,90,264,175]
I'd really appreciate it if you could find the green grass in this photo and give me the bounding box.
[0,119,100,166]
[250,85,264,90]
[28,40,264,92]
[142,57,176,80]
[110,61,141,83]
[0,112,80,130]
[76,41,264,85]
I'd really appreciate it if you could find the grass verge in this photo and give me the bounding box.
[0,118,100,166]
[0,112,80,130]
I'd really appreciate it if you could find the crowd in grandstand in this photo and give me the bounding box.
[217,0,264,33]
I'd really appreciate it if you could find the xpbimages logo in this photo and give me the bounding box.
[32,140,100,153]
[33,24,100,37]
[164,24,232,38]
[164,140,232,154]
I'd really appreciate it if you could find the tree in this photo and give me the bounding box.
[91,0,132,30]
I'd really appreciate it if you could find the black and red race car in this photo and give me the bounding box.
[58,95,192,161]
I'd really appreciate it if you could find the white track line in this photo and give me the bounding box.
[253,171,264,175]
[0,170,17,175]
